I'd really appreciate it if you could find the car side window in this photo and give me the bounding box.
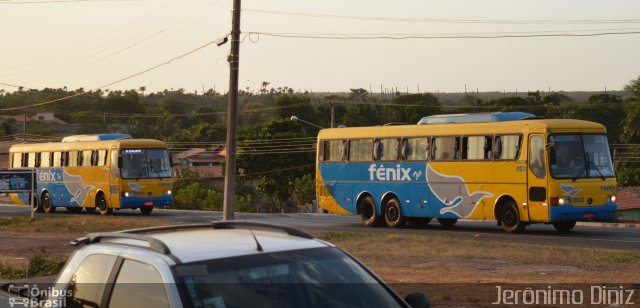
[67,254,118,308]
[108,259,169,308]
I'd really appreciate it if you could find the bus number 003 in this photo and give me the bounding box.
[516,166,527,172]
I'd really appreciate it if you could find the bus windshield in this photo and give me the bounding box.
[549,134,615,179]
[121,148,172,179]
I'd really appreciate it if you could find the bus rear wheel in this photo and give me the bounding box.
[42,192,56,214]
[384,198,405,228]
[500,200,526,233]
[96,195,112,215]
[140,206,153,215]
[437,218,457,227]
[359,196,381,227]
[552,221,576,232]
[32,195,42,213]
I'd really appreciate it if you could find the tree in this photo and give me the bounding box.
[273,95,318,125]
[292,174,315,210]
[622,75,640,143]
[237,120,314,212]
[382,93,441,124]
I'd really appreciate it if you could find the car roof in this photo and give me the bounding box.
[72,222,331,264]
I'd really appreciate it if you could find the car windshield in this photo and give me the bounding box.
[174,247,405,308]
[121,148,172,179]
[549,134,615,179]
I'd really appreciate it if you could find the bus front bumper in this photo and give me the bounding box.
[119,196,173,209]
[549,203,617,222]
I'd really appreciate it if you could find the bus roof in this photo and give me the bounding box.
[318,118,606,140]
[9,138,167,152]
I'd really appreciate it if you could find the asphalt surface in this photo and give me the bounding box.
[2,204,640,251]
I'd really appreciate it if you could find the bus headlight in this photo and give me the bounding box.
[607,194,617,203]
[121,191,131,197]
[164,190,172,196]
[551,197,571,206]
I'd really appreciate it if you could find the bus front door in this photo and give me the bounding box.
[527,135,550,222]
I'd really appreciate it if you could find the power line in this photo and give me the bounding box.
[0,38,219,111]
[248,29,640,40]
[243,8,640,25]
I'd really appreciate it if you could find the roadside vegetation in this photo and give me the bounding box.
[2,76,640,212]
[0,216,170,233]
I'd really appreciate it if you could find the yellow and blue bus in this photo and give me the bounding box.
[9,134,173,215]
[316,112,617,233]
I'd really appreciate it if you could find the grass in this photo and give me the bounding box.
[0,250,66,280]
[0,216,171,233]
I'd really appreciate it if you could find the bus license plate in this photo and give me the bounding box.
[144,202,153,206]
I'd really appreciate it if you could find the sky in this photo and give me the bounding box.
[1,0,640,95]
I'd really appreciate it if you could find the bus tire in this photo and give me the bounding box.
[140,206,153,215]
[437,218,457,227]
[383,197,405,228]
[359,196,381,227]
[500,200,526,233]
[42,192,56,214]
[96,194,112,215]
[552,221,576,232]
[32,195,42,213]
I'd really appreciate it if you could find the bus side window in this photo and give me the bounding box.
[495,135,521,160]
[34,153,41,168]
[348,139,373,162]
[41,152,51,168]
[82,150,92,167]
[374,138,399,161]
[432,137,457,160]
[99,150,107,166]
[323,140,345,162]
[463,136,492,160]
[61,152,69,167]
[69,151,79,167]
[12,153,22,168]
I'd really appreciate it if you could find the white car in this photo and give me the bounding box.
[38,221,428,307]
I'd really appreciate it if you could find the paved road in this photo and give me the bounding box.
[2,204,640,251]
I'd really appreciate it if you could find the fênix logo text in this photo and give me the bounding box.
[368,164,413,181]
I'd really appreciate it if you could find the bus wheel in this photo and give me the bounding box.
[85,207,96,214]
[437,218,457,227]
[96,195,112,215]
[500,200,526,233]
[552,221,576,232]
[359,196,381,227]
[32,195,42,213]
[42,192,56,214]
[384,198,405,228]
[140,206,153,215]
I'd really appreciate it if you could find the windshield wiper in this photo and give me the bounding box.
[585,153,606,181]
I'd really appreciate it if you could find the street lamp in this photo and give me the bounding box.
[290,115,323,129]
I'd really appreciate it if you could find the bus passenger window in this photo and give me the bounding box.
[322,140,345,162]
[21,153,29,167]
[69,151,78,167]
[41,152,51,168]
[374,138,399,161]
[53,152,62,167]
[12,153,22,168]
[494,135,521,160]
[348,139,373,162]
[432,137,458,160]
[402,138,429,161]
[463,136,492,160]
[82,151,92,167]
[98,150,107,166]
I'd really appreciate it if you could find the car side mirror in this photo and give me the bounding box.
[405,292,429,308]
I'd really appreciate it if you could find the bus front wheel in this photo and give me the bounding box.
[42,192,56,214]
[359,196,381,227]
[500,201,526,233]
[384,198,405,228]
[552,221,576,232]
[140,206,153,215]
[96,195,112,215]
[437,218,457,227]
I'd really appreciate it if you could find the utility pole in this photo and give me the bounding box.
[223,0,241,221]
